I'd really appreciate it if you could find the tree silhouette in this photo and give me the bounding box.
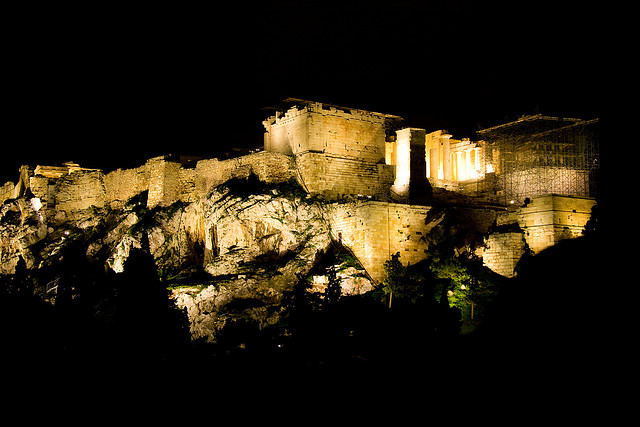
[324,249,341,306]
[107,235,190,360]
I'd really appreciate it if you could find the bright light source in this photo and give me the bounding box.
[486,164,494,173]
[30,197,42,211]
[510,200,515,204]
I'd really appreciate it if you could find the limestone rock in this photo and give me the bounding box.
[0,197,48,273]
[0,183,361,343]
[167,189,332,341]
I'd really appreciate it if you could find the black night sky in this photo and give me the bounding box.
[3,1,606,183]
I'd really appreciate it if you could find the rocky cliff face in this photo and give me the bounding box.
[0,178,371,342]
[0,197,48,274]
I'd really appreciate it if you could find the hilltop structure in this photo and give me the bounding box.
[1,100,599,280]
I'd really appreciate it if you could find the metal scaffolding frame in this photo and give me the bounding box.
[478,115,599,204]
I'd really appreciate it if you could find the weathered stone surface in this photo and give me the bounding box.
[0,197,48,273]
[481,231,527,278]
[165,189,333,341]
[171,279,284,342]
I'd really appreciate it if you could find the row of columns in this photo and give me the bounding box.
[426,135,481,181]
[392,127,483,199]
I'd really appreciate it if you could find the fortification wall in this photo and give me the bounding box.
[194,151,297,197]
[296,152,394,198]
[264,102,390,199]
[53,170,106,220]
[100,151,298,210]
[515,194,595,253]
[327,201,432,282]
[482,232,526,278]
[147,157,181,208]
[29,175,54,217]
[104,164,149,209]
[305,104,386,162]
[179,168,197,203]
[265,102,387,161]
[0,181,15,204]
[480,194,595,276]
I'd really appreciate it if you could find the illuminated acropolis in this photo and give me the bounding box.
[1,99,599,280]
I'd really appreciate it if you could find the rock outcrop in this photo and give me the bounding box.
[0,197,48,274]
[0,178,371,342]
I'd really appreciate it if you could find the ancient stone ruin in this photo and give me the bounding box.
[1,99,599,281]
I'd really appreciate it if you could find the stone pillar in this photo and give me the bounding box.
[392,128,411,197]
[392,128,430,201]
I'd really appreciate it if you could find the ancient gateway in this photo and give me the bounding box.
[1,99,599,280]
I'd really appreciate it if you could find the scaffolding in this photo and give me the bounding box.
[478,115,599,204]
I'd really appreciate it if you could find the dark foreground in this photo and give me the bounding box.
[1,234,625,421]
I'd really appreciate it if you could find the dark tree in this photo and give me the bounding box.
[324,250,341,306]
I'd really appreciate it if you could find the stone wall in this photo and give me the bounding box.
[101,151,296,210]
[327,201,435,282]
[482,231,526,278]
[480,194,595,276]
[53,170,106,219]
[296,152,394,199]
[194,151,297,197]
[147,157,182,209]
[29,175,54,217]
[263,101,391,199]
[4,153,294,215]
[515,194,595,254]
[0,181,15,204]
[264,102,387,161]
[104,164,149,209]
